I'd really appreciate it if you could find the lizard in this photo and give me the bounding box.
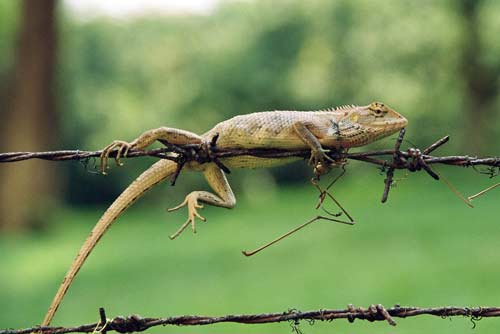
[41,101,407,326]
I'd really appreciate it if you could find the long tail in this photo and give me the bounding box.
[42,159,178,326]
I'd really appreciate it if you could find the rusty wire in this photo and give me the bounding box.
[2,305,500,334]
[1,133,498,170]
[1,131,498,202]
[0,135,498,170]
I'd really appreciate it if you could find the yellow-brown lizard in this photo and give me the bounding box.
[41,102,407,326]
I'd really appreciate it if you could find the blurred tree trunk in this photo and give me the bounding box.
[0,0,59,231]
[459,0,499,153]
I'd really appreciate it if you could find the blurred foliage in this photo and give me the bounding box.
[51,0,500,149]
[0,2,19,95]
[2,0,500,204]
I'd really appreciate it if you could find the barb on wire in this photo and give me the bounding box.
[3,305,500,334]
[381,128,406,203]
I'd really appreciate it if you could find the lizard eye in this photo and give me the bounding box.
[369,102,387,117]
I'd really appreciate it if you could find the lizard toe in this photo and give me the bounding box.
[169,217,191,240]
[167,198,188,212]
[99,140,134,174]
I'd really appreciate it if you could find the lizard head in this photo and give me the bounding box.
[336,102,408,147]
[354,102,407,129]
[355,101,407,135]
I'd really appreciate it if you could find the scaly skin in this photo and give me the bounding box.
[42,102,407,326]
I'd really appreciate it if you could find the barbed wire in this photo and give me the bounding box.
[1,130,498,202]
[1,135,499,169]
[2,304,499,334]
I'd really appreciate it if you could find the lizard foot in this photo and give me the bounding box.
[100,140,134,175]
[167,193,206,239]
[309,149,334,176]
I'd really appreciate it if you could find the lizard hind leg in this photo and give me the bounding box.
[167,163,236,239]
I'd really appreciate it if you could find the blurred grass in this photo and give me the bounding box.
[0,167,499,333]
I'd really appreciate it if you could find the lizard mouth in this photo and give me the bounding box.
[372,115,408,129]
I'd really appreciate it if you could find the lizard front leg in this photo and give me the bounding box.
[168,163,236,239]
[293,122,334,175]
[100,127,203,174]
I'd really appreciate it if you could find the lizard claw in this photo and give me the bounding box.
[314,162,331,176]
[167,193,206,239]
[309,149,334,175]
[99,140,134,175]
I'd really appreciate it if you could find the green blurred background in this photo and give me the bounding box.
[0,0,499,333]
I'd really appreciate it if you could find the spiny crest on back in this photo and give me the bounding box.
[318,104,357,112]
[335,104,357,111]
